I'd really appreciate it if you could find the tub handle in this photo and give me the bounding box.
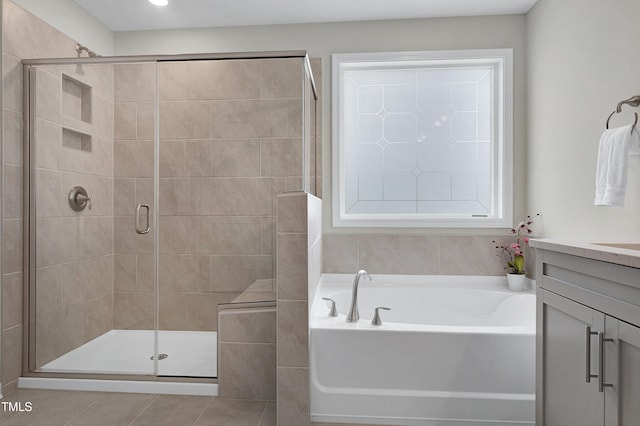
[322,298,338,317]
[585,326,598,383]
[371,307,391,326]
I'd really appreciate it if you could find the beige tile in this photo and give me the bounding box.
[185,293,237,331]
[136,254,155,293]
[440,236,514,275]
[4,53,23,112]
[277,301,309,367]
[113,291,154,330]
[63,255,113,303]
[210,178,272,216]
[67,393,158,426]
[159,216,187,254]
[4,108,24,166]
[211,217,261,255]
[287,99,303,138]
[83,293,113,341]
[322,235,359,273]
[114,178,136,216]
[36,304,84,365]
[3,220,23,274]
[115,102,137,140]
[160,140,186,177]
[358,235,440,275]
[211,255,273,293]
[59,136,114,178]
[115,253,137,292]
[262,217,276,255]
[187,60,261,100]
[262,58,304,99]
[277,367,309,426]
[35,169,63,218]
[93,96,115,139]
[77,217,113,258]
[2,390,104,426]
[160,101,210,140]
[4,165,23,219]
[260,139,274,177]
[114,216,153,254]
[35,68,61,123]
[114,140,154,178]
[158,255,210,293]
[258,401,277,426]
[136,102,155,141]
[195,399,266,426]
[159,62,187,101]
[159,293,186,330]
[278,193,307,234]
[219,308,276,343]
[210,99,288,138]
[186,140,212,177]
[35,217,75,268]
[136,178,155,206]
[218,343,276,400]
[2,273,23,329]
[211,139,261,177]
[159,178,210,216]
[114,63,156,102]
[272,138,303,177]
[4,0,77,58]
[131,395,211,426]
[277,233,308,301]
[35,266,64,316]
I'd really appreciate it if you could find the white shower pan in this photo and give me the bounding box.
[40,330,216,377]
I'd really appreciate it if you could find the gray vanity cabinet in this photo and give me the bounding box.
[533,241,640,426]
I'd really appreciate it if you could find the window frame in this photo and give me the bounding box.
[332,48,513,228]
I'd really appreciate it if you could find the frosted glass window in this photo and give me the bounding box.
[332,50,513,228]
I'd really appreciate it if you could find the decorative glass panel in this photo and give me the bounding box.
[333,50,513,228]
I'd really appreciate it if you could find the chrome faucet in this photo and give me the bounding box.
[346,270,371,322]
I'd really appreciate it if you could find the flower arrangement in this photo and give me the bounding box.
[494,214,539,275]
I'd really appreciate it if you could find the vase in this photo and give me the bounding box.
[506,273,527,291]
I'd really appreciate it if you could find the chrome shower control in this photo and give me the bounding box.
[68,186,92,211]
[371,307,391,326]
[322,297,338,317]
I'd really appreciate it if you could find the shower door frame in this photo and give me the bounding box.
[21,50,315,383]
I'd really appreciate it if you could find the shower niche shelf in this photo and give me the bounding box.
[62,73,92,125]
[62,127,92,152]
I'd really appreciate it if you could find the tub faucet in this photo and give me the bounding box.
[346,270,371,322]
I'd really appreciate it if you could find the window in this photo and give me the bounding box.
[332,49,513,228]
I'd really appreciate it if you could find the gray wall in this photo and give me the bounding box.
[527,0,640,239]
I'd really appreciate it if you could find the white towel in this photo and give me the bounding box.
[594,124,640,207]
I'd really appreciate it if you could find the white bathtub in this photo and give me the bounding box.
[310,274,536,426]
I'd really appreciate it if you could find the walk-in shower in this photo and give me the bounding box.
[21,51,317,393]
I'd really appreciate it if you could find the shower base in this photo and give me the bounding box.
[40,329,216,377]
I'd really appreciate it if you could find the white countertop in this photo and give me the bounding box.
[531,238,640,269]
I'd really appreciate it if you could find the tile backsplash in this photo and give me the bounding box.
[323,234,532,276]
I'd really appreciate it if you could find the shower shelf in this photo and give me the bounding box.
[62,73,92,124]
[62,127,92,152]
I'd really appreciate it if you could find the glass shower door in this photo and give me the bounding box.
[28,61,159,376]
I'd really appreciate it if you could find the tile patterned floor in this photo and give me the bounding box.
[0,389,275,426]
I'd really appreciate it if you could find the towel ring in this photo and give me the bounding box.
[606,110,638,133]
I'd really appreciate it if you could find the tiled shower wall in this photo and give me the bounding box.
[112,58,309,331]
[2,0,93,393]
[33,63,115,368]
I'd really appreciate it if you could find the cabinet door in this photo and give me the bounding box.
[605,318,640,426]
[540,290,605,426]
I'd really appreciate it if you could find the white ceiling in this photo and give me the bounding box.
[73,0,538,32]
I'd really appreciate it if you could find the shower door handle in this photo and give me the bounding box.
[135,204,151,235]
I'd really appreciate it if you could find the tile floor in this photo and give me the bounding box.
[0,389,275,426]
